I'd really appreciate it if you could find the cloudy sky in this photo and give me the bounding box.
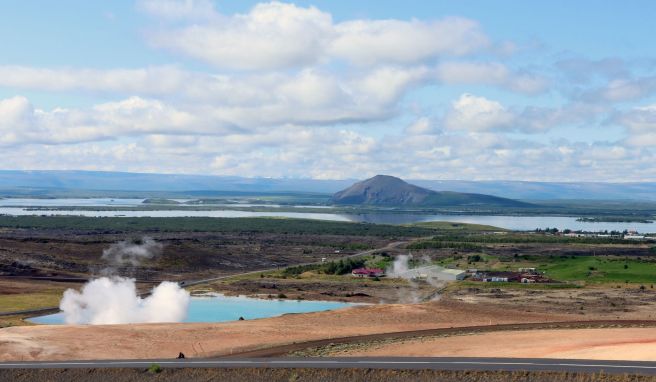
[1,0,655,181]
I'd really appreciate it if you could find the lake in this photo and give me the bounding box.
[1,198,654,233]
[27,294,358,325]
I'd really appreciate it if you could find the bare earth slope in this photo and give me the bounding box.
[342,328,656,361]
[0,300,573,361]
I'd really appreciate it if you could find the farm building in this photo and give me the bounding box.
[351,268,385,278]
[397,265,465,281]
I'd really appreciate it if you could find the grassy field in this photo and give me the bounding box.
[438,253,656,285]
[544,256,656,284]
[410,221,506,232]
[410,232,653,247]
[0,292,63,312]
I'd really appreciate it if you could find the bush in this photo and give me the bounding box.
[323,258,366,275]
[148,364,162,374]
[467,254,482,263]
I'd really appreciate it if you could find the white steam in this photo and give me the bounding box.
[58,237,190,325]
[387,254,412,277]
[387,254,445,303]
[101,236,163,266]
[60,277,190,325]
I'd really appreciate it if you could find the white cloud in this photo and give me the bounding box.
[599,78,656,102]
[147,2,333,70]
[0,65,191,95]
[144,2,490,70]
[0,65,428,130]
[616,104,656,146]
[443,94,515,131]
[405,117,434,135]
[435,62,547,94]
[330,17,489,66]
[0,96,211,146]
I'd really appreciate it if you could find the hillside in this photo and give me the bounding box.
[331,175,532,208]
[0,170,654,201]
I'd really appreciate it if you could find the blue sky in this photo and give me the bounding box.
[0,0,655,181]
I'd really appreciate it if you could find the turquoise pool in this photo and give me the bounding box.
[27,294,358,325]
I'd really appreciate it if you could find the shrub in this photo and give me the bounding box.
[148,364,162,374]
[323,258,365,275]
[468,254,482,263]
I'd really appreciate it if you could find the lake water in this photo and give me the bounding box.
[27,294,357,325]
[0,198,654,233]
[0,198,146,207]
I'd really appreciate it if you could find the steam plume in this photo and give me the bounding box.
[386,254,445,303]
[101,236,163,266]
[58,237,189,325]
[60,277,189,325]
[387,254,412,277]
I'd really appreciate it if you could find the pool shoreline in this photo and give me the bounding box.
[26,293,361,326]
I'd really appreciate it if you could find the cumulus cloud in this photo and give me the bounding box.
[435,61,547,94]
[330,17,489,66]
[143,2,490,70]
[0,95,209,146]
[0,65,192,95]
[146,2,333,70]
[405,117,434,135]
[443,94,515,131]
[1,1,655,182]
[597,77,656,102]
[615,104,656,146]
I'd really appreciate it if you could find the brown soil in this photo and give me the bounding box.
[0,299,575,361]
[339,328,656,361]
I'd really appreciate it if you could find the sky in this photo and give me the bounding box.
[0,0,655,181]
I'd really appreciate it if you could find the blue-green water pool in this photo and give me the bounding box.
[27,295,358,325]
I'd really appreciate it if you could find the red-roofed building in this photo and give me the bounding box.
[351,268,385,278]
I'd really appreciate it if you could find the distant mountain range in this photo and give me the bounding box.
[331,175,532,208]
[0,170,654,201]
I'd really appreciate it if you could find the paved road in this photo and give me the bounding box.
[1,357,656,375]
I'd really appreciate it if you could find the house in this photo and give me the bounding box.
[351,268,385,278]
